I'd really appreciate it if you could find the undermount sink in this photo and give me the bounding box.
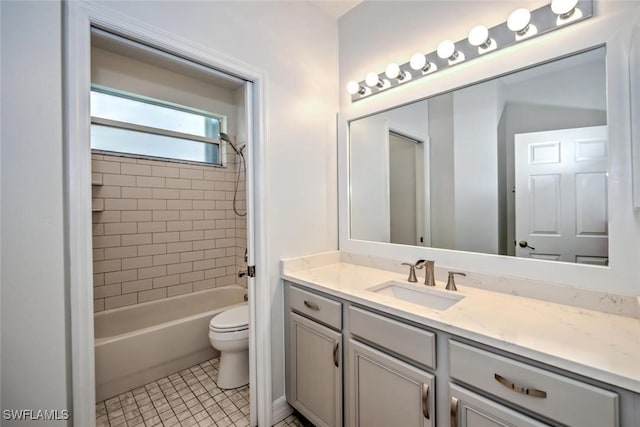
[367,281,465,311]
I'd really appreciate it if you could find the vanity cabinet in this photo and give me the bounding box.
[449,340,619,427]
[284,281,630,427]
[349,339,435,427]
[348,306,436,427]
[286,284,343,427]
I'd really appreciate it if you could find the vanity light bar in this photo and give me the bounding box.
[347,0,593,102]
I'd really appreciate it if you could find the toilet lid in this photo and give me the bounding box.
[210,305,249,331]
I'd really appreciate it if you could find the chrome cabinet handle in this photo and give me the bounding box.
[450,396,458,427]
[333,342,339,368]
[421,383,430,419]
[303,300,319,311]
[494,373,547,398]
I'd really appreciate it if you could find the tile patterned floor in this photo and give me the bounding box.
[96,357,307,427]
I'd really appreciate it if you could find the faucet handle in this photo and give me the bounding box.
[401,262,420,282]
[446,271,466,291]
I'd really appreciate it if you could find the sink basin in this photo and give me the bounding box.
[367,281,464,311]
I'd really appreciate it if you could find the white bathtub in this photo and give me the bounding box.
[94,285,247,401]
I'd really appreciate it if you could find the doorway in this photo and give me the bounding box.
[65,4,269,426]
[387,130,430,247]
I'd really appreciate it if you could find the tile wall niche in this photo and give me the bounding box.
[91,151,247,312]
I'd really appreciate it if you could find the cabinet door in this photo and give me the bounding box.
[450,384,548,427]
[349,339,435,427]
[289,312,342,427]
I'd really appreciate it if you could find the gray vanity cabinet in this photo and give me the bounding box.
[285,284,343,427]
[348,306,436,427]
[450,384,548,427]
[349,339,435,427]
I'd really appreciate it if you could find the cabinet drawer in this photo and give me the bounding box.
[288,285,342,330]
[350,306,435,369]
[449,340,618,427]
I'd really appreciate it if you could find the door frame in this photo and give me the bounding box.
[63,2,272,426]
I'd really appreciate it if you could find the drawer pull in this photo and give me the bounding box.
[421,383,430,419]
[303,300,319,311]
[450,396,458,427]
[333,342,340,368]
[494,373,547,398]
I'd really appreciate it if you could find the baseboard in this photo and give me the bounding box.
[271,395,293,424]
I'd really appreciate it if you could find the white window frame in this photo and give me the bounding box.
[90,85,226,166]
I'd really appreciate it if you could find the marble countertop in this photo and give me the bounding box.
[282,253,640,394]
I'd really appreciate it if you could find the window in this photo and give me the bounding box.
[90,86,224,165]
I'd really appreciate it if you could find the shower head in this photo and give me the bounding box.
[220,132,243,156]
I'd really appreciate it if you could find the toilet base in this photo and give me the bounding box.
[217,349,249,390]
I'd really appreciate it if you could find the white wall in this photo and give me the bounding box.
[1,1,69,424]
[338,1,640,296]
[91,46,240,136]
[1,0,338,421]
[350,116,390,242]
[453,80,501,254]
[428,93,456,249]
[350,101,428,243]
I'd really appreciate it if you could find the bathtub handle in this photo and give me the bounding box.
[333,342,340,368]
[303,300,319,311]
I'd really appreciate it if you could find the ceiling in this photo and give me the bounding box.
[309,0,363,19]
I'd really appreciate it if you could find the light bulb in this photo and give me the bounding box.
[468,25,490,48]
[410,53,427,70]
[347,80,363,95]
[437,40,456,60]
[385,63,405,80]
[365,72,382,88]
[508,8,531,34]
[551,0,579,17]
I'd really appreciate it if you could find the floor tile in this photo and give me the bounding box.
[96,356,308,427]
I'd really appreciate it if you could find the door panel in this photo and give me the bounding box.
[515,126,608,263]
[349,339,434,427]
[289,313,342,427]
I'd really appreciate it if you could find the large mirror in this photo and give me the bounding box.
[349,47,608,265]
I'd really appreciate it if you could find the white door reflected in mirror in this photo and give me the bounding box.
[515,126,608,265]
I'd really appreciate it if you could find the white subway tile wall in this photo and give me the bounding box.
[92,152,247,312]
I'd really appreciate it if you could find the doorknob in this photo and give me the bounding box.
[517,240,536,250]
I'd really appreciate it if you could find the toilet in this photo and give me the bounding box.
[208,304,250,389]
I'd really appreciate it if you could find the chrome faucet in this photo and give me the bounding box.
[446,271,466,291]
[421,260,436,286]
[401,259,426,283]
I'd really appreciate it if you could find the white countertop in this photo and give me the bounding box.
[282,256,640,394]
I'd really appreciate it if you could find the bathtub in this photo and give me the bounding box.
[94,285,247,401]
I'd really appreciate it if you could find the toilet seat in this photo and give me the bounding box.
[210,305,249,333]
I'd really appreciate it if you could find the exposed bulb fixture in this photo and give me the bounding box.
[346,0,593,101]
[507,8,537,39]
[409,53,435,73]
[347,80,365,96]
[551,0,579,17]
[385,63,408,81]
[468,25,496,53]
[365,72,384,88]
[437,40,464,63]
[551,0,582,24]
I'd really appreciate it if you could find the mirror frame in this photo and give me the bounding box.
[338,9,639,296]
